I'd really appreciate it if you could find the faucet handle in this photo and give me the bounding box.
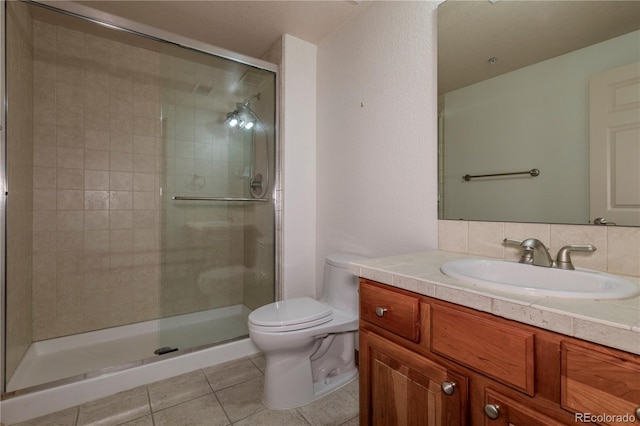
[503,238,523,246]
[555,244,597,270]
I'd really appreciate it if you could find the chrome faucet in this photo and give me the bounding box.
[504,238,554,267]
[554,244,596,270]
[504,238,597,270]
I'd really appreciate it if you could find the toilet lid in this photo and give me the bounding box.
[249,297,333,331]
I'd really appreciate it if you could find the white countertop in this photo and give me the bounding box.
[349,250,640,355]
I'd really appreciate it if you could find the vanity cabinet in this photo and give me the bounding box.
[358,279,640,426]
[360,329,468,425]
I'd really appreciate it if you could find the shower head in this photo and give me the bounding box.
[225,93,261,130]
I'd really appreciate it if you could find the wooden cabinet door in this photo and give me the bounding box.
[484,389,566,426]
[360,328,467,426]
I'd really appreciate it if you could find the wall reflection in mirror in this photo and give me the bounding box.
[438,0,640,226]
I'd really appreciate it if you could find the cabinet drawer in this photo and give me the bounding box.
[561,342,640,425]
[431,304,535,395]
[484,388,566,425]
[360,281,420,342]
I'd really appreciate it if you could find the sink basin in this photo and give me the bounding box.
[440,259,639,299]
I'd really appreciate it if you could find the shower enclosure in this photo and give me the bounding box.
[2,0,277,394]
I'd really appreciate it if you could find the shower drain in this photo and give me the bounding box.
[154,346,179,355]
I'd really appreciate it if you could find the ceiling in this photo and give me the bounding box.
[44,0,368,60]
[37,0,640,95]
[438,0,640,94]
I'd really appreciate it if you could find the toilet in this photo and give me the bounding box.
[248,252,364,409]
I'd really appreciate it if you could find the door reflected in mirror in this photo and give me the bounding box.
[437,0,640,226]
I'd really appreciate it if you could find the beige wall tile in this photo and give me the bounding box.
[110,191,133,210]
[468,221,505,258]
[57,168,84,189]
[110,210,133,229]
[33,210,57,232]
[57,147,84,169]
[85,149,110,170]
[33,144,57,167]
[85,170,109,190]
[56,230,84,252]
[85,210,109,230]
[57,189,84,210]
[550,224,606,271]
[110,171,133,190]
[57,126,84,148]
[57,210,84,231]
[133,154,156,173]
[110,229,133,250]
[607,227,640,277]
[84,230,109,251]
[33,189,57,210]
[85,107,110,131]
[85,130,110,150]
[110,151,133,172]
[439,220,640,278]
[56,105,84,129]
[25,17,266,342]
[110,132,133,153]
[438,220,468,253]
[85,190,109,210]
[133,173,155,191]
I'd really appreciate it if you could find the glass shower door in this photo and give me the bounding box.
[155,45,276,354]
[2,0,276,393]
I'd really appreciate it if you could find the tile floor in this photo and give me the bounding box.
[9,354,360,426]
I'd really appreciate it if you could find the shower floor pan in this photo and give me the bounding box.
[7,304,251,392]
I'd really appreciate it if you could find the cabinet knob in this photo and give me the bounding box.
[484,404,500,420]
[441,381,456,395]
[375,307,388,317]
[636,407,640,421]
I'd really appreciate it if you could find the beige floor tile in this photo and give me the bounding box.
[215,376,266,423]
[296,389,359,426]
[153,394,229,426]
[10,356,361,426]
[118,415,153,426]
[249,353,266,373]
[147,369,212,411]
[77,386,150,426]
[11,407,78,426]
[341,377,359,401]
[203,357,263,391]
[233,409,309,426]
[338,416,359,426]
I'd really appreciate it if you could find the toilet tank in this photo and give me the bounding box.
[322,253,365,314]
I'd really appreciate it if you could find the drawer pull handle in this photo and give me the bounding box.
[441,381,456,395]
[375,307,388,317]
[484,404,500,420]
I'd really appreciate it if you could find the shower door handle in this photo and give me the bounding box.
[250,174,264,196]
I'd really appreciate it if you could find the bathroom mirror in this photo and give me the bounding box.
[437,0,640,226]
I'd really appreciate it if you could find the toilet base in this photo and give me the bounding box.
[312,368,358,401]
[262,365,358,410]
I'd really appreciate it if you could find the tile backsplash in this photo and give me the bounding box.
[438,220,640,278]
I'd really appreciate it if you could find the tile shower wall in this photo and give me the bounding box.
[31,18,164,340]
[29,17,256,341]
[6,0,34,382]
[439,220,640,278]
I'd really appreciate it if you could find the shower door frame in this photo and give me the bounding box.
[0,0,281,395]
[0,0,7,397]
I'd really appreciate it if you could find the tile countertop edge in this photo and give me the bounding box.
[350,250,640,355]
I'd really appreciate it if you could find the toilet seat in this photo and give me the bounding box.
[248,297,333,332]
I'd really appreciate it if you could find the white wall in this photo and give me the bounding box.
[316,1,439,294]
[442,30,640,224]
[281,35,318,298]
